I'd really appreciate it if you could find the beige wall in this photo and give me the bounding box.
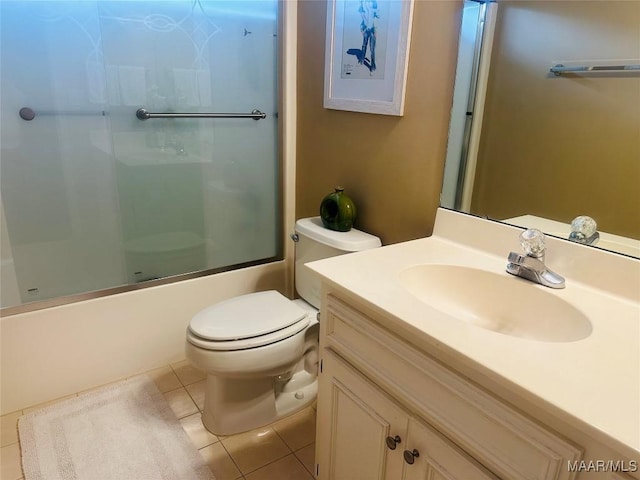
[296,0,463,245]
[471,1,640,239]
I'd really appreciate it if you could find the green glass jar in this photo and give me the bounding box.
[320,187,356,232]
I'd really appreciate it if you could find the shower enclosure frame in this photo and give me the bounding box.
[0,1,297,317]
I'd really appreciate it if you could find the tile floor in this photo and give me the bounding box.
[1,360,316,480]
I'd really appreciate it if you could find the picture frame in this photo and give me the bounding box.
[323,0,415,116]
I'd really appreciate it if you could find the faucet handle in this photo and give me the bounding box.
[569,215,598,244]
[519,228,546,258]
[570,216,597,237]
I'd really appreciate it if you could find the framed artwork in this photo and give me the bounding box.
[323,0,415,116]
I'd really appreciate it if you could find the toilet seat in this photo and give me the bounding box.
[187,291,311,351]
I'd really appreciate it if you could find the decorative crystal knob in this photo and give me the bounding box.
[519,228,546,258]
[570,216,597,240]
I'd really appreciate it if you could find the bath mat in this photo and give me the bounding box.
[18,375,214,480]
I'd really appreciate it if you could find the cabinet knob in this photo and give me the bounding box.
[385,435,401,450]
[403,449,420,464]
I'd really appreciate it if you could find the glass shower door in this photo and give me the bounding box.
[0,1,280,309]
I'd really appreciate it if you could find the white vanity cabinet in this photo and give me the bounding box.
[317,350,497,480]
[315,292,584,480]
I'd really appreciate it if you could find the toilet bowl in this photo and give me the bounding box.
[186,291,319,435]
[185,217,381,435]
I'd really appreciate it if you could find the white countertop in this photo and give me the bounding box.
[308,209,640,458]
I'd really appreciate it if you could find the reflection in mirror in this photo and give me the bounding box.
[443,0,640,258]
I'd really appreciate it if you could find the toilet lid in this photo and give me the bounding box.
[188,290,308,341]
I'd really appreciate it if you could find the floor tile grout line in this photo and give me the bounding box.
[180,410,220,451]
[164,385,187,395]
[288,450,315,477]
[234,449,297,477]
[163,386,200,421]
[271,407,317,452]
[169,363,189,388]
[200,423,305,477]
[271,425,297,453]
[293,442,314,454]
[217,438,246,476]
[169,361,206,389]
[217,424,294,476]
[184,384,203,411]
[194,438,219,451]
[293,446,316,477]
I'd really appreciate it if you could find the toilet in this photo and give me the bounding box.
[185,216,381,435]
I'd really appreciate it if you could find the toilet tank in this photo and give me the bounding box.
[294,217,381,309]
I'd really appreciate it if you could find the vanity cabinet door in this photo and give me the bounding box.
[401,417,498,480]
[316,351,409,480]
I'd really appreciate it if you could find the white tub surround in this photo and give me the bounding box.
[1,262,286,415]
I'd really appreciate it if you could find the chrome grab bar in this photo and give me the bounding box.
[135,108,266,121]
[550,63,640,76]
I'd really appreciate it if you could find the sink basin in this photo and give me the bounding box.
[398,265,592,342]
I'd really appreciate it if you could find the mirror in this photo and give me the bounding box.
[443,0,640,258]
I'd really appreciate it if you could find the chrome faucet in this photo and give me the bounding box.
[506,228,565,289]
